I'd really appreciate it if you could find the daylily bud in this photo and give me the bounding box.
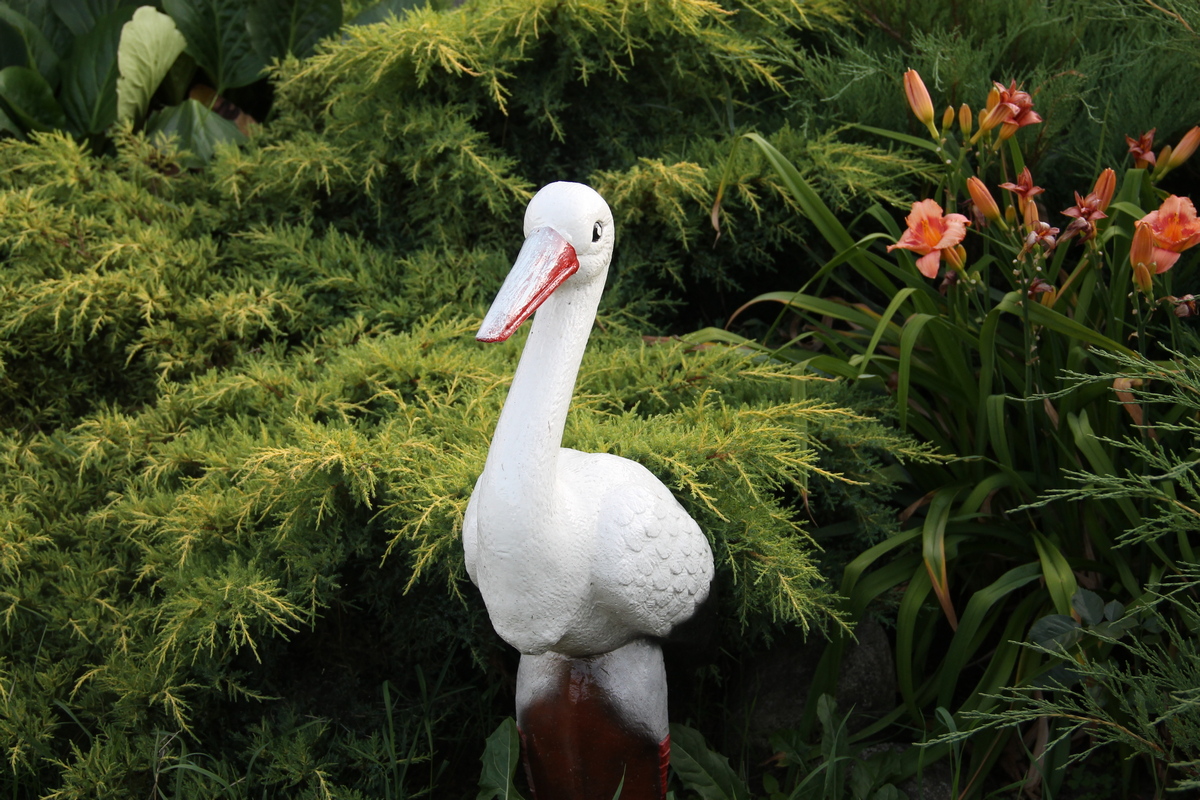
[967,177,1002,224]
[1130,222,1157,273]
[1091,168,1116,213]
[977,102,1011,135]
[1164,126,1200,173]
[1132,261,1153,294]
[1005,205,1018,225]
[1155,145,1174,178]
[1024,198,1040,226]
[904,70,939,138]
[942,105,955,132]
[945,244,967,271]
[985,86,1001,112]
[958,104,972,138]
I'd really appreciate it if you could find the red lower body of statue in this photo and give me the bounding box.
[516,639,669,800]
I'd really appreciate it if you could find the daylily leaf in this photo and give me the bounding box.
[0,64,67,132]
[246,0,341,62]
[115,6,187,123]
[163,0,265,93]
[59,4,134,134]
[144,98,246,168]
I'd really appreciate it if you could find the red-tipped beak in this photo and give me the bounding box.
[477,226,579,342]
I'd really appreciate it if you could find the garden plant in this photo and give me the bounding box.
[1,0,1199,798]
[698,8,1200,796]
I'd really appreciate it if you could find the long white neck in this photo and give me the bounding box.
[483,278,602,505]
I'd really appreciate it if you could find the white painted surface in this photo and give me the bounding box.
[463,182,714,657]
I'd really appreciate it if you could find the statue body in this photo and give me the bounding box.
[463,183,714,799]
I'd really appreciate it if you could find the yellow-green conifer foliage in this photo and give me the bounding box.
[0,3,936,796]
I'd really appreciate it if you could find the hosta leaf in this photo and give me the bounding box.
[0,64,67,132]
[163,0,264,93]
[0,2,60,80]
[49,0,129,36]
[115,5,187,123]
[144,97,246,168]
[246,0,341,62]
[349,0,426,26]
[0,101,21,136]
[59,4,133,133]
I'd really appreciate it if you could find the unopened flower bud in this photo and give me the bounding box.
[958,104,972,138]
[904,70,939,139]
[1164,126,1200,174]
[967,177,1001,224]
[1092,168,1116,213]
[1129,222,1161,293]
[1132,261,1153,294]
[1024,198,1040,226]
[941,106,955,132]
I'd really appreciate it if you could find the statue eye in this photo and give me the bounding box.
[592,222,603,242]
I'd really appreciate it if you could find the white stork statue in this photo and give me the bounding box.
[463,182,714,799]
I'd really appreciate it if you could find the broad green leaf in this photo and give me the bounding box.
[247,0,340,62]
[49,0,128,36]
[0,2,60,79]
[0,64,67,131]
[115,6,187,123]
[476,717,524,800]
[163,0,264,93]
[669,723,750,800]
[59,4,133,134]
[0,101,20,135]
[1103,599,1124,622]
[1028,613,1082,652]
[1071,588,1105,626]
[144,98,246,168]
[350,0,427,26]
[0,16,29,70]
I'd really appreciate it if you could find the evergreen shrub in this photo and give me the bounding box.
[0,2,939,796]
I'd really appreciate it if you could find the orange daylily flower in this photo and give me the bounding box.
[1126,129,1157,169]
[992,80,1042,140]
[1136,195,1200,274]
[999,167,1045,216]
[887,199,971,279]
[1060,169,1116,243]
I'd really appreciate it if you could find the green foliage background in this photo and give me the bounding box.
[0,2,940,796]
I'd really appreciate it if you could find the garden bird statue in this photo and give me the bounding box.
[463,182,714,800]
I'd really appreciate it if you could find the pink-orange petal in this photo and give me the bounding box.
[915,250,942,278]
[1154,248,1181,274]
